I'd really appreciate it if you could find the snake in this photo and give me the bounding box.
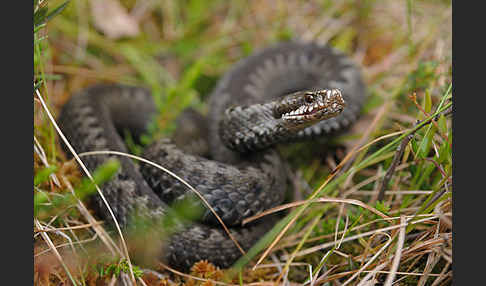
[58,41,366,271]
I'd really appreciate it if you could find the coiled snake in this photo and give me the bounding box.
[58,41,366,271]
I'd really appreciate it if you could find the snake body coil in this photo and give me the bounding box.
[58,41,366,270]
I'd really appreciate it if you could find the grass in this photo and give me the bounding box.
[34,0,452,285]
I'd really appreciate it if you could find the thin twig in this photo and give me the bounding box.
[377,105,452,201]
[377,130,414,202]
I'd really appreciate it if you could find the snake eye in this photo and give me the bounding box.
[304,93,314,103]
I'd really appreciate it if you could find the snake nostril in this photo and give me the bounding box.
[305,93,314,103]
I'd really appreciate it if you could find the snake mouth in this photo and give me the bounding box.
[281,89,346,123]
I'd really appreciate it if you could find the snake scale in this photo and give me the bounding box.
[58,41,366,271]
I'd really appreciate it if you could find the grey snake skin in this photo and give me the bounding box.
[58,41,366,271]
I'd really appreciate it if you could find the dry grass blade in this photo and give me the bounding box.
[34,135,61,187]
[279,215,386,250]
[274,215,322,285]
[77,150,246,255]
[353,190,433,196]
[336,214,350,250]
[251,171,337,269]
[430,262,451,286]
[284,215,439,259]
[137,276,149,286]
[340,101,392,179]
[434,200,452,232]
[243,197,390,225]
[417,218,445,286]
[383,215,407,286]
[341,162,413,198]
[347,131,406,166]
[34,222,104,232]
[62,176,121,256]
[343,233,392,285]
[34,89,136,284]
[35,219,78,285]
[310,215,350,286]
[253,262,311,269]
[34,234,99,257]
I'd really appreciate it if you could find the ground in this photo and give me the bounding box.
[34,0,452,285]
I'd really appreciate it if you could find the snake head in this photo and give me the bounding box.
[278,89,346,127]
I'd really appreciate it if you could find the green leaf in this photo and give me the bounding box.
[102,259,143,278]
[33,6,48,28]
[34,160,120,218]
[34,23,46,34]
[34,35,48,46]
[437,113,447,134]
[119,44,172,101]
[34,1,70,28]
[332,27,356,53]
[34,165,57,186]
[437,139,450,164]
[34,191,49,210]
[34,79,44,92]
[415,123,437,159]
[45,1,70,23]
[178,59,205,92]
[275,26,294,41]
[75,159,120,196]
[410,138,419,155]
[423,89,432,114]
[375,200,391,215]
[415,162,436,190]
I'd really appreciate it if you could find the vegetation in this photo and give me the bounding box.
[34,0,452,285]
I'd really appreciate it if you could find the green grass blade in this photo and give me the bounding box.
[231,91,452,271]
[34,159,120,218]
[34,165,57,186]
[45,1,71,24]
